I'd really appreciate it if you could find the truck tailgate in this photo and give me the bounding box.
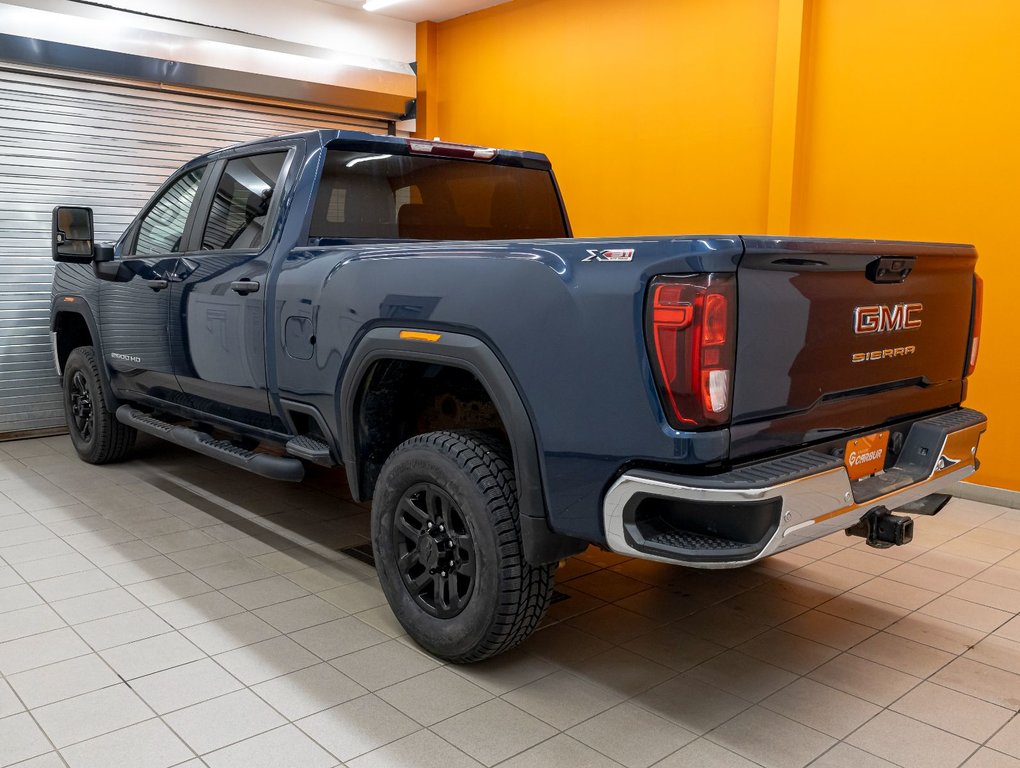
[730,237,977,458]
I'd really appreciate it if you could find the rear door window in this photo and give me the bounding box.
[201,152,287,251]
[132,166,205,256]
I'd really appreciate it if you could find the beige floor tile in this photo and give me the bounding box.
[0,626,89,675]
[932,658,1020,710]
[252,662,365,720]
[0,604,65,643]
[891,681,1014,742]
[377,667,491,726]
[49,587,143,625]
[886,613,987,655]
[253,594,346,633]
[152,591,245,629]
[31,569,117,603]
[318,579,388,613]
[13,552,94,582]
[962,747,1020,768]
[58,717,193,768]
[0,712,52,767]
[348,726,483,766]
[884,562,970,593]
[654,738,759,767]
[83,540,159,567]
[214,634,319,686]
[290,616,389,660]
[633,673,751,734]
[761,677,880,739]
[503,669,624,729]
[570,647,676,697]
[131,658,243,715]
[809,742,900,767]
[687,649,797,703]
[100,631,204,680]
[192,559,276,590]
[950,580,1020,613]
[167,543,246,572]
[124,572,213,606]
[937,538,1013,565]
[919,595,1014,632]
[432,698,556,766]
[722,591,808,627]
[850,631,956,678]
[445,648,554,697]
[613,587,703,622]
[974,565,1020,592]
[203,724,336,768]
[794,561,873,591]
[737,628,840,675]
[988,715,1020,759]
[815,593,911,630]
[525,624,613,666]
[823,547,900,576]
[676,605,771,648]
[999,616,1020,644]
[851,577,941,611]
[145,530,217,555]
[7,654,119,709]
[180,612,280,655]
[74,607,173,650]
[707,705,835,768]
[567,701,695,768]
[808,653,921,706]
[622,625,726,672]
[101,555,184,586]
[566,604,662,644]
[297,694,420,763]
[966,634,1020,675]
[751,574,841,608]
[846,710,978,768]
[220,575,308,609]
[0,679,21,719]
[486,732,620,768]
[332,638,441,692]
[32,684,152,748]
[163,689,287,755]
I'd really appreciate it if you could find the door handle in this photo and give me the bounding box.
[142,278,168,292]
[230,279,261,295]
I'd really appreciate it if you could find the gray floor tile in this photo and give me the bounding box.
[290,616,389,660]
[180,612,280,655]
[567,701,695,767]
[297,694,420,763]
[0,626,89,675]
[74,607,173,650]
[0,712,52,767]
[130,658,244,715]
[203,724,336,768]
[163,689,287,755]
[32,684,152,748]
[100,631,205,680]
[378,667,491,726]
[707,705,836,768]
[252,662,366,720]
[432,698,556,766]
[58,717,193,768]
[348,729,484,768]
[214,635,320,685]
[846,710,979,768]
[0,678,23,719]
[0,604,66,643]
[8,653,120,709]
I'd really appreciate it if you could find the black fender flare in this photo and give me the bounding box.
[50,296,118,412]
[338,327,584,565]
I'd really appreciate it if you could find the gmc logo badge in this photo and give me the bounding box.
[853,303,923,334]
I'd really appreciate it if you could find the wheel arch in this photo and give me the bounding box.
[51,298,118,411]
[339,327,584,565]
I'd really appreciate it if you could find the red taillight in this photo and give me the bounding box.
[966,274,983,376]
[647,274,736,428]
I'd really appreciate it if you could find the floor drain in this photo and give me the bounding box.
[340,543,376,568]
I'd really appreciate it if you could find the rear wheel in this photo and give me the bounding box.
[63,346,136,464]
[372,430,555,662]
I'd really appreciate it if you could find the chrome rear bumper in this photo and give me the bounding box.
[603,408,987,568]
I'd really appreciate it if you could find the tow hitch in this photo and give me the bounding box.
[845,506,913,549]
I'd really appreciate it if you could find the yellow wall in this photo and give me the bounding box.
[422,0,1020,490]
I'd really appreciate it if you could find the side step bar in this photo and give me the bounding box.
[116,406,305,482]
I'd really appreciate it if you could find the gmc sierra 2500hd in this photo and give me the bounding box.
[50,130,986,661]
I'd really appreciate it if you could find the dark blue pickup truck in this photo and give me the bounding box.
[50,129,986,661]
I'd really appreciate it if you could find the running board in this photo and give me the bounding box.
[116,406,305,482]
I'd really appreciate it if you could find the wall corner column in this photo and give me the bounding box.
[766,0,810,235]
[414,21,439,139]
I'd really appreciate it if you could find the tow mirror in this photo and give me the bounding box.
[52,206,95,263]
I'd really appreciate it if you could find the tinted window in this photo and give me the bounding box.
[309,151,568,240]
[134,167,205,255]
[202,152,286,251]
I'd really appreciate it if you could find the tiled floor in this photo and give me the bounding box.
[0,434,1019,768]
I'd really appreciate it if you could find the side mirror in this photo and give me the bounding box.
[52,206,95,263]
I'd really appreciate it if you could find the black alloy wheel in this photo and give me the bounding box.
[393,482,476,618]
[68,370,94,443]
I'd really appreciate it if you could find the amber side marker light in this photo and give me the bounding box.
[399,330,442,342]
[966,274,983,376]
[62,296,75,303]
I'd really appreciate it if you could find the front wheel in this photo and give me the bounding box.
[371,430,555,662]
[63,346,136,464]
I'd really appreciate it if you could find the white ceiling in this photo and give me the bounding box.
[319,0,510,23]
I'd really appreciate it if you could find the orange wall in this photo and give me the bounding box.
[792,0,1020,490]
[423,0,1020,490]
[423,0,780,236]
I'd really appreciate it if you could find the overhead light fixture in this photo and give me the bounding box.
[363,0,408,10]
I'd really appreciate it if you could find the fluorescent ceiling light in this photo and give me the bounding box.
[363,0,408,11]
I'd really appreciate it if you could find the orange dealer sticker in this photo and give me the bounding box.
[844,430,890,481]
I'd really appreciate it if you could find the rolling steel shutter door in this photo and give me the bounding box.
[0,66,389,437]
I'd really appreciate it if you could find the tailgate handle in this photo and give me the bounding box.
[867,256,916,284]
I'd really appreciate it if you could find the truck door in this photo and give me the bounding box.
[168,148,290,429]
[100,164,207,403]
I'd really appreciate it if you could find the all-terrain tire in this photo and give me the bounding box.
[63,346,136,464]
[372,430,555,662]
